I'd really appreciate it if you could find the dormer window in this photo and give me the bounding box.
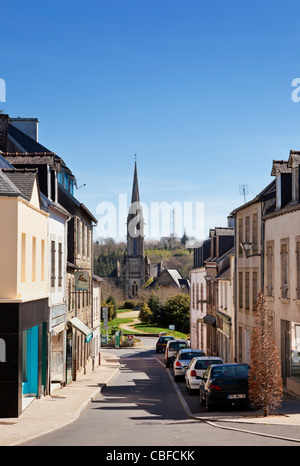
[276,173,281,210]
[292,165,299,203]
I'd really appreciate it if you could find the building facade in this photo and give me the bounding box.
[0,168,49,417]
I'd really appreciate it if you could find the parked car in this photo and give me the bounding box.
[199,363,250,412]
[185,356,224,393]
[165,339,190,367]
[173,349,206,380]
[156,335,176,353]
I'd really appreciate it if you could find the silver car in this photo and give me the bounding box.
[185,356,224,394]
[173,349,206,380]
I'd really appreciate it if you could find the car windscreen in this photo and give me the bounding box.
[179,352,204,360]
[195,359,222,369]
[211,365,249,378]
[169,342,187,351]
[159,337,173,343]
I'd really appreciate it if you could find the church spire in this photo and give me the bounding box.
[131,157,140,204]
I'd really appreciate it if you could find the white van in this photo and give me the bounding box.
[165,339,190,367]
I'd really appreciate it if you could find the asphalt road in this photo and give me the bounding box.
[22,337,300,448]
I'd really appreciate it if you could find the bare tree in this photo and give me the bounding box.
[249,292,283,417]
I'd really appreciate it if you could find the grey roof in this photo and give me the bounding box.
[271,160,292,176]
[2,168,37,200]
[8,123,50,153]
[0,170,22,196]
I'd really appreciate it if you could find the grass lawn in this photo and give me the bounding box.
[101,310,189,339]
[134,323,188,339]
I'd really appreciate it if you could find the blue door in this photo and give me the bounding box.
[22,325,39,396]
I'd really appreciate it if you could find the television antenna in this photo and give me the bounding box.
[239,184,249,204]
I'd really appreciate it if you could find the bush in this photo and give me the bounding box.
[139,303,153,324]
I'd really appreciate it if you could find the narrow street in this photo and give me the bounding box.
[22,337,300,447]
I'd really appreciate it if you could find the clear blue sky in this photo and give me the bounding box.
[2,0,300,241]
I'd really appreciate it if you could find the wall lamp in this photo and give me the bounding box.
[240,242,261,258]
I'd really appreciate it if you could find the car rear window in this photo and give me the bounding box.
[159,337,173,343]
[169,342,187,351]
[211,365,249,378]
[195,359,222,369]
[179,351,205,360]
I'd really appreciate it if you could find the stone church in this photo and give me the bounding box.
[109,161,190,298]
[110,162,151,298]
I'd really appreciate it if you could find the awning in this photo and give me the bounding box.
[69,317,93,342]
[51,322,67,336]
[203,315,216,327]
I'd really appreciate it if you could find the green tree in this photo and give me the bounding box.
[163,294,190,333]
[139,303,153,324]
[147,293,162,324]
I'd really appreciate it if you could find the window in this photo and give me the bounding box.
[41,240,45,281]
[238,218,243,257]
[77,218,81,255]
[58,243,63,288]
[21,233,26,282]
[252,271,258,311]
[252,213,258,253]
[266,245,273,297]
[32,237,36,282]
[245,271,250,310]
[281,243,289,299]
[239,272,243,309]
[297,242,300,300]
[51,240,56,288]
[82,223,85,256]
[245,216,250,243]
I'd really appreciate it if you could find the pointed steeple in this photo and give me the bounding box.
[131,158,140,204]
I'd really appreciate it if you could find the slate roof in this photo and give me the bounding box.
[1,168,37,200]
[8,123,50,153]
[271,160,292,176]
[0,170,22,196]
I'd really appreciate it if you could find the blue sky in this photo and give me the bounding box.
[2,0,300,241]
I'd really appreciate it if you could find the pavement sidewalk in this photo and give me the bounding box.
[0,352,120,446]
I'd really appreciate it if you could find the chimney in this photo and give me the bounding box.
[0,114,9,152]
[10,117,39,142]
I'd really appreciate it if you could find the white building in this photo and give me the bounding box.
[41,194,71,390]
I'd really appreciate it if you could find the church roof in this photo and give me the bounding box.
[131,161,140,203]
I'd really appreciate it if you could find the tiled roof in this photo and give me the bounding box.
[8,123,50,153]
[2,168,37,200]
[271,160,292,176]
[0,170,22,196]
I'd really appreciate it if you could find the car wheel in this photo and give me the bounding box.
[166,361,170,368]
[205,396,213,412]
[200,390,205,406]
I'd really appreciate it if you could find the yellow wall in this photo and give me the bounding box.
[0,197,18,299]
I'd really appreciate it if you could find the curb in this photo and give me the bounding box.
[153,356,300,444]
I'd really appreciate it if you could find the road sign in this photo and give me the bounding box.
[128,335,134,341]
[169,325,175,330]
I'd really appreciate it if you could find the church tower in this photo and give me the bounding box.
[124,161,147,298]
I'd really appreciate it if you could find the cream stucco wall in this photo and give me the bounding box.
[17,198,49,301]
[264,208,300,351]
[0,194,49,302]
[0,197,18,299]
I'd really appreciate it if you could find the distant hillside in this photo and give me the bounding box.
[93,238,194,280]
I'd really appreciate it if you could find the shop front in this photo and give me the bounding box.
[0,299,48,418]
